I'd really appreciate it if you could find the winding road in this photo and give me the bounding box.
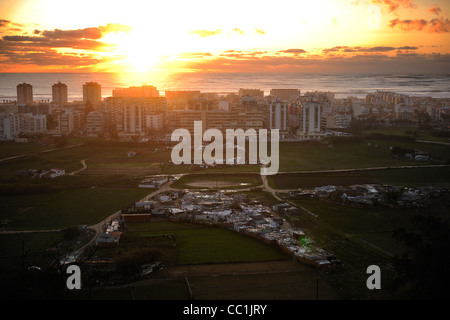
[69,159,88,176]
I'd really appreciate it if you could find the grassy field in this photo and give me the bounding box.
[80,279,191,300]
[283,195,450,299]
[0,232,63,279]
[0,141,54,159]
[187,268,336,300]
[277,138,450,172]
[90,221,341,300]
[268,166,450,189]
[119,221,288,265]
[363,126,450,143]
[0,187,149,230]
[171,173,262,190]
[2,132,449,179]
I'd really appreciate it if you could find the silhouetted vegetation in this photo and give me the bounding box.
[390,215,450,299]
[114,249,162,277]
[391,146,415,156]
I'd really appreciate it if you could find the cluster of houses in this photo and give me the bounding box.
[95,219,122,247]
[138,176,169,189]
[18,167,65,179]
[290,184,445,208]
[118,190,338,269]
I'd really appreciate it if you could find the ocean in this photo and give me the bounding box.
[0,72,449,102]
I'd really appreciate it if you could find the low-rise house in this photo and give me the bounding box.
[96,232,122,247]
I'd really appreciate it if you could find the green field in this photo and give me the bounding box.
[0,141,54,159]
[119,221,288,265]
[80,279,191,300]
[268,166,450,189]
[278,138,450,172]
[0,232,63,278]
[171,173,262,190]
[2,133,449,179]
[283,194,450,299]
[363,126,450,143]
[0,187,149,230]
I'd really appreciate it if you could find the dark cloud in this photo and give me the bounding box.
[41,27,103,40]
[322,46,418,54]
[0,20,10,27]
[390,17,450,32]
[397,46,418,50]
[0,49,104,67]
[429,7,442,16]
[364,46,396,52]
[0,22,131,70]
[428,18,450,33]
[370,0,415,13]
[3,35,47,42]
[279,49,307,54]
[40,24,131,40]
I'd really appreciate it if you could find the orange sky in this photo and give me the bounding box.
[0,0,449,73]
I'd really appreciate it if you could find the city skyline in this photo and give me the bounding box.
[0,0,449,74]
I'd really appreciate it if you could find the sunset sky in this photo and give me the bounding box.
[0,0,449,74]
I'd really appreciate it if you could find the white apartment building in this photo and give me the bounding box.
[0,113,21,140]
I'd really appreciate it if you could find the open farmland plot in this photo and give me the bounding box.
[0,141,53,159]
[1,187,149,230]
[277,138,450,172]
[268,166,450,189]
[95,222,342,300]
[0,232,63,277]
[171,173,262,190]
[124,221,288,265]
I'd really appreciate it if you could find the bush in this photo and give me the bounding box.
[62,227,83,241]
[430,130,450,138]
[325,136,363,144]
[115,249,162,275]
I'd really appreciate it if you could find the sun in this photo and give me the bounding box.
[102,30,164,72]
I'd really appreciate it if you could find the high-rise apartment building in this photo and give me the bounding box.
[165,91,201,106]
[103,97,167,136]
[270,89,300,101]
[298,102,326,139]
[17,83,33,106]
[83,82,102,106]
[86,111,110,135]
[52,82,68,106]
[21,113,47,134]
[269,101,287,131]
[112,85,159,98]
[0,113,21,140]
[238,89,264,100]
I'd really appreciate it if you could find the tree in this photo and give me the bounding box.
[54,136,67,148]
[348,118,363,136]
[46,114,57,130]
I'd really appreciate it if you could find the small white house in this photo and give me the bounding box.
[50,168,65,177]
